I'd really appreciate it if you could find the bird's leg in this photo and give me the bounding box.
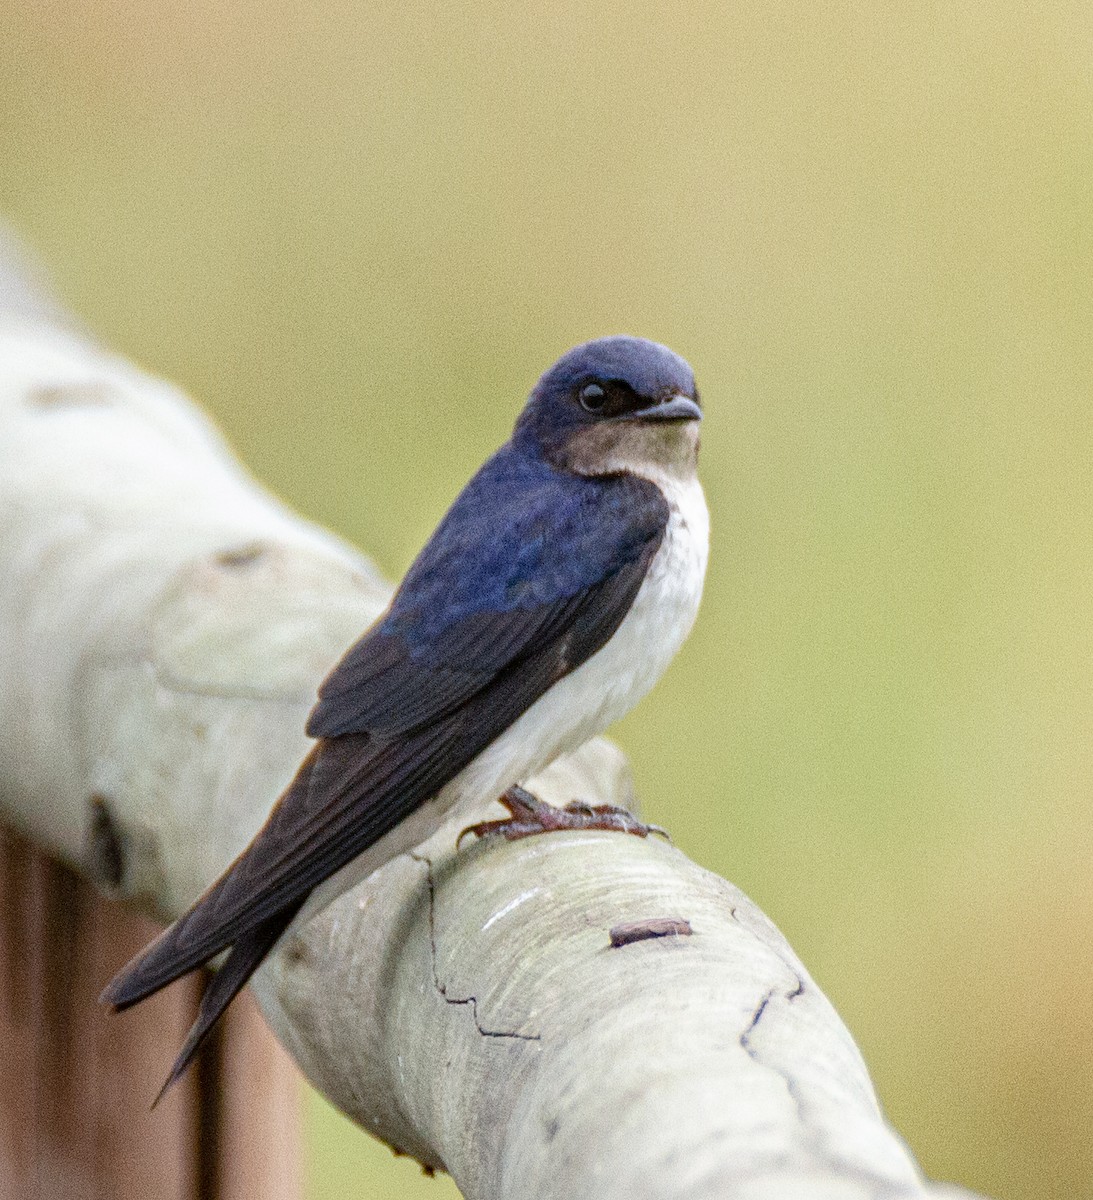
[457,784,670,846]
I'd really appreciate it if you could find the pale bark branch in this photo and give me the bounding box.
[0,235,989,1199]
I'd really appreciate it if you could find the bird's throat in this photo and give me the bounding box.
[554,420,700,483]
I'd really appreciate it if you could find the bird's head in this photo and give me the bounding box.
[514,336,702,482]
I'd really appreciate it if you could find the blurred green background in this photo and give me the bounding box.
[2,2,1092,1197]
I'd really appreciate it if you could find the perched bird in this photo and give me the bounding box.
[102,335,709,1098]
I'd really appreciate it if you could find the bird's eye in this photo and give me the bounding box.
[579,383,606,412]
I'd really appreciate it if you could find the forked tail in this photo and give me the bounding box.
[151,904,300,1106]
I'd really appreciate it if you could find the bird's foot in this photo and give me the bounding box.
[457,784,669,846]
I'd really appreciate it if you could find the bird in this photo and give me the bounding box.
[101,334,710,1099]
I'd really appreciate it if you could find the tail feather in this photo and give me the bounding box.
[152,905,299,1107]
[101,746,324,1015]
[99,887,236,1012]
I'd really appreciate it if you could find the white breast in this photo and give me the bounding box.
[457,470,710,801]
[300,471,709,923]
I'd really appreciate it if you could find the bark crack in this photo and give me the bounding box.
[739,980,808,1122]
[739,980,914,1197]
[411,851,541,1043]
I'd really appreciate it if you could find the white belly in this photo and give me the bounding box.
[463,471,709,795]
[299,473,709,923]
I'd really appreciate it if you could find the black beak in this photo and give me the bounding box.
[626,394,703,423]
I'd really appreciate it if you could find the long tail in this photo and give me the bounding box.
[100,874,242,1014]
[101,748,325,1019]
[151,904,300,1106]
[100,747,324,1100]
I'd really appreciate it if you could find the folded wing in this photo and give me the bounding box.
[102,453,668,1046]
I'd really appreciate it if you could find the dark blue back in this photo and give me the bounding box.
[384,441,666,640]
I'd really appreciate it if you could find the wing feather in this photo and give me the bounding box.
[103,460,669,1012]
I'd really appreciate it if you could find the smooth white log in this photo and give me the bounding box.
[0,238,988,1199]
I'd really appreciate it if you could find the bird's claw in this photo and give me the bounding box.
[457,784,670,846]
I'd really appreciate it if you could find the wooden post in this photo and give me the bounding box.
[0,828,301,1200]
